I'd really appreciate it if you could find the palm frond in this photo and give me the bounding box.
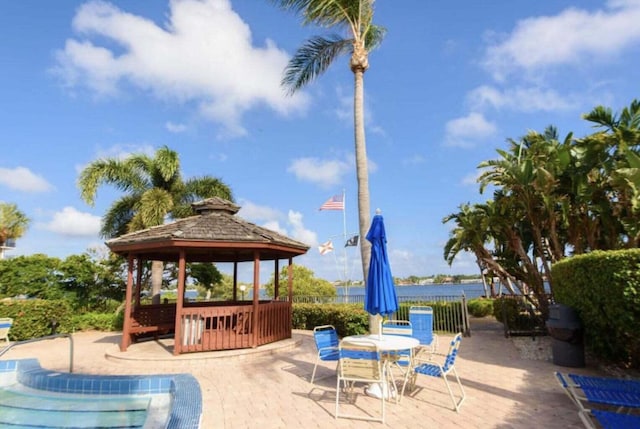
[154,145,181,183]
[135,188,174,228]
[271,0,359,27]
[283,35,352,94]
[365,24,386,50]
[184,177,234,201]
[78,158,147,206]
[101,196,139,239]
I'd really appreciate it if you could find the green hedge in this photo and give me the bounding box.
[70,311,122,332]
[1,299,73,341]
[466,298,494,317]
[292,303,369,337]
[552,249,640,368]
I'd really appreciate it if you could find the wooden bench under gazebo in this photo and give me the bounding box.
[106,197,309,355]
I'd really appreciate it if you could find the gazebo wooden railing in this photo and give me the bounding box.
[129,300,291,353]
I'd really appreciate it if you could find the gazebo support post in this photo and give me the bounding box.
[135,256,143,308]
[120,254,135,352]
[252,250,260,348]
[287,258,293,303]
[233,262,238,300]
[173,250,187,355]
[274,259,280,299]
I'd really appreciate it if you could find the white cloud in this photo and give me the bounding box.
[237,199,316,246]
[53,0,309,138]
[237,199,282,222]
[287,210,316,246]
[41,206,102,237]
[262,220,287,236]
[482,1,640,81]
[0,167,53,192]
[444,113,497,148]
[287,157,351,188]
[165,121,187,133]
[467,85,577,113]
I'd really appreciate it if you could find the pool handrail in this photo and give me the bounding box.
[0,333,74,373]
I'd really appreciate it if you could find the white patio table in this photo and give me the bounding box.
[341,334,419,400]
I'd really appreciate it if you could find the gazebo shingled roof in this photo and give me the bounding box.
[106,197,310,262]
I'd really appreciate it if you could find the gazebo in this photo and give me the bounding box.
[106,197,310,355]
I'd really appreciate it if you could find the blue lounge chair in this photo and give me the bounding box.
[555,372,640,410]
[310,325,340,384]
[580,409,640,429]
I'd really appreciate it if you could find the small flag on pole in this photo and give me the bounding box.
[345,235,359,247]
[319,194,344,211]
[318,240,334,255]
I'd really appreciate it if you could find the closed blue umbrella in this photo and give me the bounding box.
[364,212,399,317]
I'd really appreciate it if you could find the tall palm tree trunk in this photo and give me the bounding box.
[353,68,371,282]
[352,64,374,331]
[151,260,164,305]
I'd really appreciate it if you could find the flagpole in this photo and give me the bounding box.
[342,189,348,303]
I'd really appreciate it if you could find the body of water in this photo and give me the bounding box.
[336,283,490,300]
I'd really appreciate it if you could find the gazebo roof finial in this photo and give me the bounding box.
[191,197,240,215]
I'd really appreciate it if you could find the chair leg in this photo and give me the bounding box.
[442,368,466,412]
[310,358,319,384]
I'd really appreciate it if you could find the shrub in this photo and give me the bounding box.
[0,299,73,340]
[553,249,640,368]
[492,296,545,333]
[467,298,494,317]
[292,303,368,336]
[70,312,120,331]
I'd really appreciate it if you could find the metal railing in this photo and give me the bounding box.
[0,334,74,373]
[293,294,471,336]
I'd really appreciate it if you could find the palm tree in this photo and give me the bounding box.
[270,0,386,285]
[0,203,30,259]
[78,145,233,303]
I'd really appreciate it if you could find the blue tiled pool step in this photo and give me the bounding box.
[0,387,150,411]
[0,359,202,429]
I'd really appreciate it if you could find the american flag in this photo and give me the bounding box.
[319,194,344,211]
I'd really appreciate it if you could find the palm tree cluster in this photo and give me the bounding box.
[444,100,640,318]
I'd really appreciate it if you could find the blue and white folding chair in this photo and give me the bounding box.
[406,333,466,412]
[409,306,438,360]
[335,339,386,423]
[310,325,340,384]
[381,319,413,399]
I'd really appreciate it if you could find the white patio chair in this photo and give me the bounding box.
[335,339,386,423]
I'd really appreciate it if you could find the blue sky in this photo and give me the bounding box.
[2,0,640,283]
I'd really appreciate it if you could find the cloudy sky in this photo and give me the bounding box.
[2,0,639,282]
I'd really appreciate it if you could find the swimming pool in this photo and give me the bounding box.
[0,359,201,429]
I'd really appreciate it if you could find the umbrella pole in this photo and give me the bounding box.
[370,314,383,336]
